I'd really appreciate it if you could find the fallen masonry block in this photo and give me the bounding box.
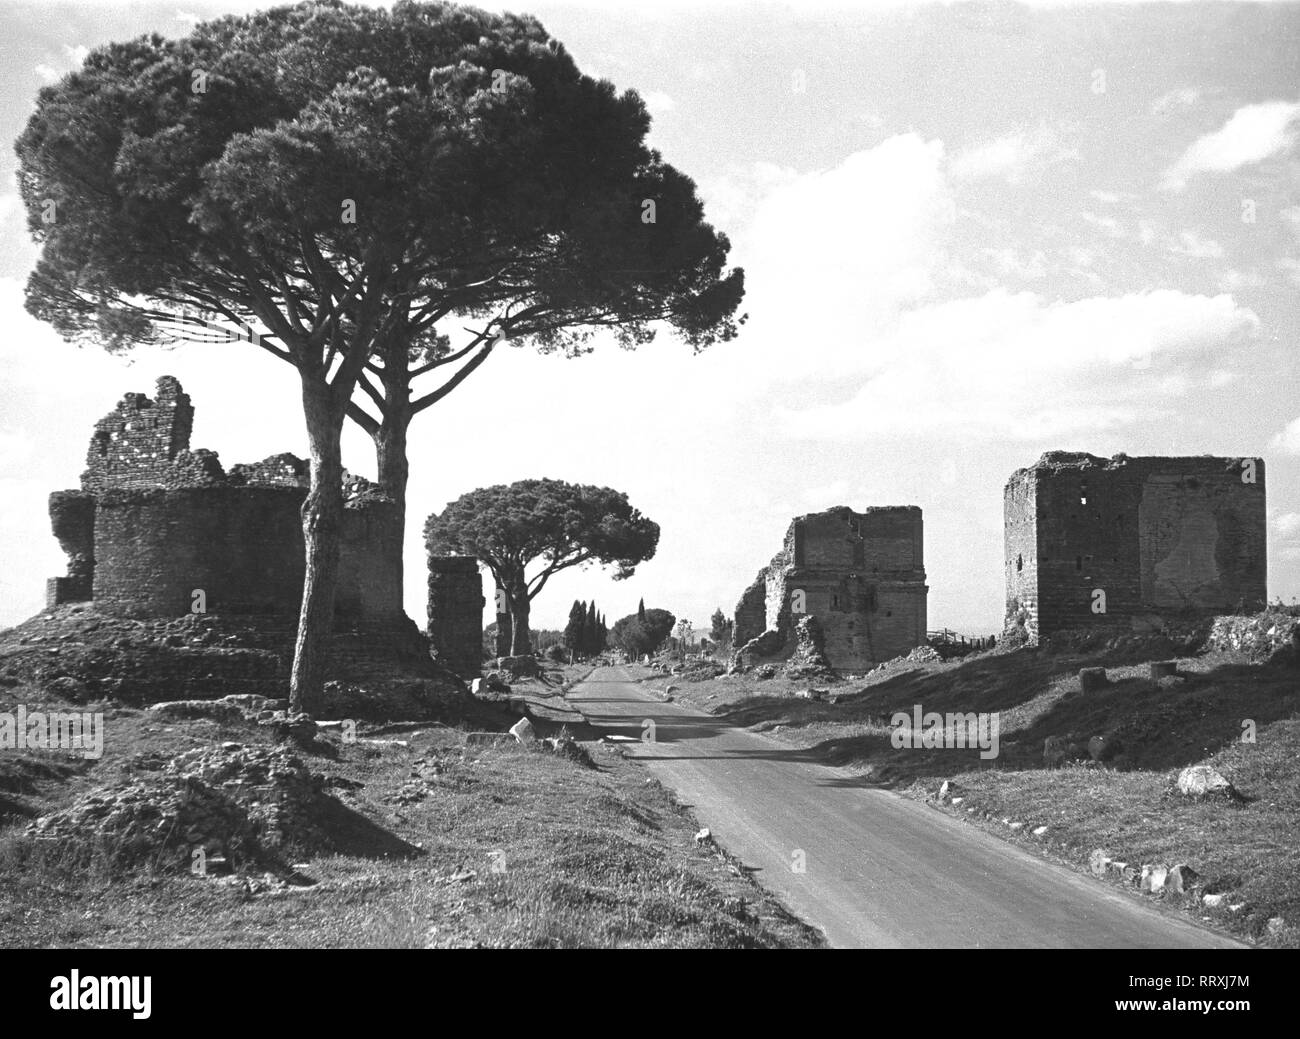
[1177,764,1239,800]
[1150,660,1179,681]
[1088,734,1122,761]
[1078,667,1109,692]
[465,732,514,747]
[1166,863,1198,895]
[1139,864,1169,894]
[509,717,535,744]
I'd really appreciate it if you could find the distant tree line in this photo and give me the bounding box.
[609,598,676,659]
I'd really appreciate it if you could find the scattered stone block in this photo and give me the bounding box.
[1139,864,1169,895]
[1177,764,1238,800]
[465,732,513,746]
[1088,734,1121,761]
[1078,667,1109,692]
[509,717,535,744]
[1149,660,1179,681]
[1089,849,1111,876]
[1166,863,1198,895]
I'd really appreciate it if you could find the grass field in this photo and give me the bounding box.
[0,690,824,949]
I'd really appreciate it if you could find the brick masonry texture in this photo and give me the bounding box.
[47,377,403,627]
[1004,451,1267,639]
[734,506,928,670]
[426,556,484,678]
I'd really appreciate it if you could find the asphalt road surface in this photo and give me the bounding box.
[567,665,1244,949]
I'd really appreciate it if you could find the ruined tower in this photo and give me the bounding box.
[734,505,928,670]
[47,377,403,625]
[1004,451,1267,639]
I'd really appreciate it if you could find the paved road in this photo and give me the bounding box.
[567,666,1244,949]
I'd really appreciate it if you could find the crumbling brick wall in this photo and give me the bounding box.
[734,505,928,670]
[47,377,405,628]
[733,574,767,646]
[1004,452,1267,639]
[46,491,96,607]
[426,557,484,678]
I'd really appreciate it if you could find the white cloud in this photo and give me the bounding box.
[950,126,1078,184]
[1271,415,1300,454]
[738,133,954,375]
[1170,230,1225,258]
[1161,99,1300,190]
[62,45,89,66]
[776,289,1260,441]
[981,247,1047,281]
[34,65,60,85]
[1218,269,1265,292]
[1080,211,1126,238]
[1151,87,1201,115]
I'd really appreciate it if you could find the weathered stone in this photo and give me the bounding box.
[734,506,927,672]
[1150,661,1179,681]
[148,699,246,722]
[465,732,514,746]
[496,655,539,679]
[46,376,404,627]
[1004,452,1266,640]
[509,717,535,744]
[1078,667,1109,692]
[1177,765,1237,799]
[1166,863,1198,895]
[1089,849,1111,876]
[426,557,483,679]
[1088,734,1121,761]
[1139,864,1169,894]
[1201,893,1226,909]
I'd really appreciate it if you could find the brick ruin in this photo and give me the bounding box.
[426,556,484,678]
[47,376,403,626]
[733,506,928,670]
[1004,451,1267,639]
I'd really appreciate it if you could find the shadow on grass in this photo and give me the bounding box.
[710,649,1300,788]
[304,795,424,861]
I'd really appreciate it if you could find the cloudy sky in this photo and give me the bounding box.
[1,0,1298,638]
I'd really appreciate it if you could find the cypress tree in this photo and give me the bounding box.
[564,600,586,658]
[584,601,598,656]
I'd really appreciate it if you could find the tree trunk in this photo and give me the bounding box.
[290,382,346,716]
[509,581,532,656]
[373,407,410,606]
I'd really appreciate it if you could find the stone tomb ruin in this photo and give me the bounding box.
[426,556,484,679]
[733,505,928,671]
[1004,451,1267,640]
[47,376,403,626]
